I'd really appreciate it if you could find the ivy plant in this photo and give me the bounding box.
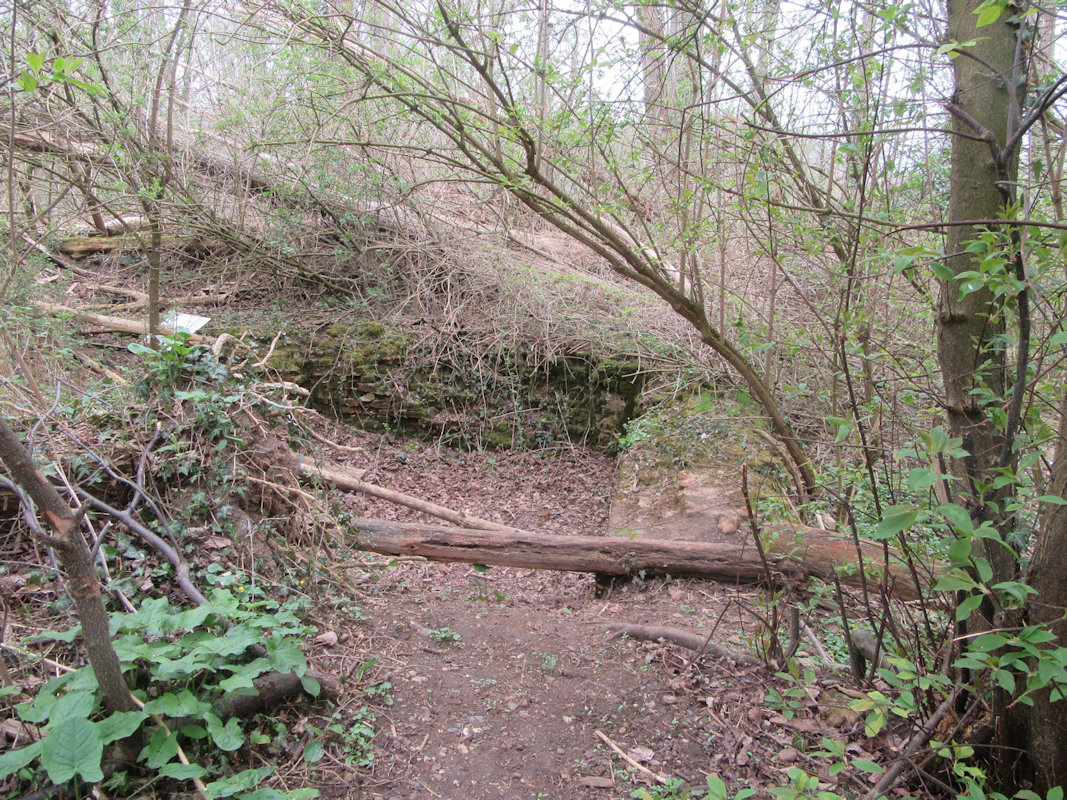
[1,588,321,799]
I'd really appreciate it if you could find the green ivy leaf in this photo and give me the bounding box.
[267,636,306,676]
[205,712,245,752]
[41,717,104,784]
[160,762,208,779]
[140,726,180,769]
[96,710,148,744]
[0,741,43,781]
[303,740,324,763]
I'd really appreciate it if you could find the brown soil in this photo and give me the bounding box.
[291,430,877,800]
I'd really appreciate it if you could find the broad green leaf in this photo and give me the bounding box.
[267,637,306,676]
[1050,331,1067,347]
[143,689,212,719]
[25,626,81,644]
[0,741,43,780]
[142,726,180,768]
[203,766,273,798]
[200,626,260,657]
[48,690,97,725]
[96,710,148,744]
[907,468,937,492]
[852,759,884,773]
[182,724,209,739]
[218,673,258,694]
[938,503,974,533]
[995,669,1015,693]
[975,0,1006,27]
[16,72,38,91]
[975,556,994,583]
[300,676,321,698]
[956,593,984,621]
[205,712,245,751]
[41,717,104,784]
[948,537,973,564]
[835,421,851,444]
[175,603,216,631]
[706,776,728,800]
[160,762,208,779]
[969,632,1009,652]
[152,650,213,681]
[303,740,324,763]
[875,505,918,540]
[26,53,44,72]
[1037,494,1067,506]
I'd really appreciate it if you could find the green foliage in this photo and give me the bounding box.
[128,336,230,399]
[427,627,461,645]
[2,589,320,799]
[765,670,814,722]
[14,51,99,94]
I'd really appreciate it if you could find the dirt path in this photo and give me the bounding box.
[296,432,855,800]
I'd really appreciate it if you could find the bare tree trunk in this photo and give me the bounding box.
[938,2,1067,790]
[939,0,1022,587]
[1021,387,1067,791]
[637,2,666,119]
[0,418,136,714]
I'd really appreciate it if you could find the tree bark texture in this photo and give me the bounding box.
[939,0,1023,584]
[1018,388,1067,790]
[941,2,1067,790]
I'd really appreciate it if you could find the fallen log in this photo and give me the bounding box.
[218,670,341,720]
[352,518,803,583]
[59,234,222,257]
[350,519,927,599]
[31,302,249,355]
[764,523,926,601]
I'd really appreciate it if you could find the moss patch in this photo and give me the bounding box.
[263,317,643,451]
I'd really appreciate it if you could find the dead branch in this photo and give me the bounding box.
[295,456,530,534]
[606,623,760,666]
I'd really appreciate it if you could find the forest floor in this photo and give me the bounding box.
[2,264,895,800]
[284,426,878,800]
